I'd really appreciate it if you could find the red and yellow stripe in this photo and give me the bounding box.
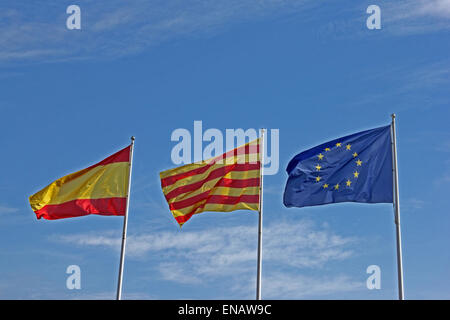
[160,138,261,227]
[29,146,131,220]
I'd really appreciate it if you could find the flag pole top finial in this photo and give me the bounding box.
[391,113,396,119]
[131,136,135,141]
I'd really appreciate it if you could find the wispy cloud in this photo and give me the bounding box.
[256,273,362,299]
[401,61,450,91]
[383,0,450,35]
[402,198,426,212]
[53,230,121,250]
[53,220,360,298]
[392,60,450,109]
[0,0,316,64]
[434,171,450,186]
[67,291,155,300]
[0,205,18,215]
[341,58,450,110]
[386,0,450,20]
[435,139,450,153]
[2,1,448,64]
[317,0,450,40]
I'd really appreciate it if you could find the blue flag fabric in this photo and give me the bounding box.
[284,125,393,208]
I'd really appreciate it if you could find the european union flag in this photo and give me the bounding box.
[284,125,393,208]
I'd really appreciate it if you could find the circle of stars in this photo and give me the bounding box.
[313,142,363,191]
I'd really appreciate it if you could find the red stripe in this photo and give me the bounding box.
[161,145,259,188]
[170,191,259,211]
[87,145,130,170]
[217,177,260,188]
[164,164,260,200]
[175,213,195,225]
[205,194,259,205]
[34,198,127,220]
[174,194,259,225]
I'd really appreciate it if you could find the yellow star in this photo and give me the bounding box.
[336,142,342,147]
[316,176,321,182]
[346,144,351,150]
[353,171,360,178]
[346,179,352,187]
[315,164,322,171]
[323,183,329,189]
[334,183,340,190]
[356,159,362,166]
[352,152,358,158]
[318,153,324,160]
[324,147,331,152]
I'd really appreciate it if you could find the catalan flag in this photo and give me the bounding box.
[29,145,131,220]
[160,138,261,227]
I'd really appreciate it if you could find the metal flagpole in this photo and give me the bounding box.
[256,129,265,300]
[116,136,135,300]
[390,115,405,300]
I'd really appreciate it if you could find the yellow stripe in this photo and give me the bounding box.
[201,202,259,213]
[29,162,129,211]
[162,164,260,195]
[162,168,260,195]
[159,138,260,179]
[160,153,259,182]
[171,187,259,217]
[174,202,259,220]
[167,184,260,204]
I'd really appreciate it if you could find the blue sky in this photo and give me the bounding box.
[0,0,449,299]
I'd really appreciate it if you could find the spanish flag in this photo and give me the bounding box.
[29,145,131,220]
[160,138,261,227]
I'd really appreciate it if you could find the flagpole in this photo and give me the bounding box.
[116,136,135,300]
[256,129,265,300]
[390,115,405,300]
